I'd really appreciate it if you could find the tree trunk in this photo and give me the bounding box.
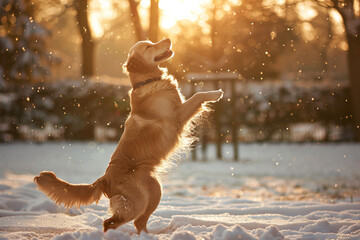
[345,28,360,141]
[330,0,360,141]
[149,0,159,42]
[74,0,94,77]
[211,0,223,160]
[128,0,145,41]
[320,8,333,78]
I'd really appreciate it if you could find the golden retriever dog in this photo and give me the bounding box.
[34,38,223,234]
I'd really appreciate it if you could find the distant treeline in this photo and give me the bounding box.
[217,82,354,142]
[0,80,130,141]
[0,80,354,142]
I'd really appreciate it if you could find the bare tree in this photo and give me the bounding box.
[40,0,95,77]
[315,0,360,140]
[263,0,360,140]
[149,0,159,42]
[74,0,94,77]
[126,0,159,42]
[128,0,145,41]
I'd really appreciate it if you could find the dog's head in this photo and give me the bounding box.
[123,38,174,74]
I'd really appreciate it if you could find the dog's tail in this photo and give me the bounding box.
[34,171,107,208]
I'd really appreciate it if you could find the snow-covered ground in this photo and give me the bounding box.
[0,142,359,239]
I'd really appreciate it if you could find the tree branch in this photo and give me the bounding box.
[43,3,73,24]
[128,0,145,41]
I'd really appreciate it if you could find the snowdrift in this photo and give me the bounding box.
[0,143,359,239]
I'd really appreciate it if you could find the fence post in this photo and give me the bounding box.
[190,81,197,161]
[215,80,223,160]
[201,131,208,161]
[231,78,239,161]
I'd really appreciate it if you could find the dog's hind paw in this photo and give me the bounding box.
[103,216,123,232]
[34,171,56,185]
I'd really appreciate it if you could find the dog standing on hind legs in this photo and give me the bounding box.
[34,38,223,234]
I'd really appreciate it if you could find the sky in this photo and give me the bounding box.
[88,0,333,39]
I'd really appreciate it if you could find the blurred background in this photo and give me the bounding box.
[1,0,360,160]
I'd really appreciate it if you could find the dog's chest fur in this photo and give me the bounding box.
[109,79,184,173]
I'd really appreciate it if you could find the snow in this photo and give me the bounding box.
[0,142,359,239]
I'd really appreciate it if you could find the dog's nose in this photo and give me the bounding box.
[160,38,171,45]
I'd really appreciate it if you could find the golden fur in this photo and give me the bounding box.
[34,38,223,234]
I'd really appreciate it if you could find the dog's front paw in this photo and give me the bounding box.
[205,89,224,102]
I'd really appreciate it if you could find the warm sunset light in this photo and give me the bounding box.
[296,1,318,21]
[89,0,323,38]
[2,0,360,238]
[142,0,211,29]
[89,0,118,37]
[89,0,214,37]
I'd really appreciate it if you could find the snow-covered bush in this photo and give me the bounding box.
[232,83,353,141]
[0,0,51,84]
[0,79,130,141]
[0,79,353,142]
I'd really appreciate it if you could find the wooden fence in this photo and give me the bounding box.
[181,73,353,161]
[181,72,241,161]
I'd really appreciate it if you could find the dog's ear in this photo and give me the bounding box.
[123,54,152,74]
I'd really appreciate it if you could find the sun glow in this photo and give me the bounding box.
[296,1,318,21]
[140,0,211,30]
[160,0,211,29]
[89,0,117,38]
[89,0,327,40]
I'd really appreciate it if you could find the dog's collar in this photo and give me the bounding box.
[133,77,162,90]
